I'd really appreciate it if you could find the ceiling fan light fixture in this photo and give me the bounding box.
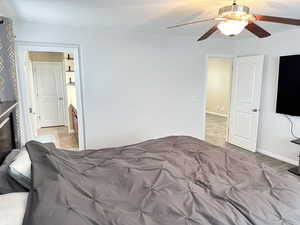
[217,20,248,36]
[168,0,300,41]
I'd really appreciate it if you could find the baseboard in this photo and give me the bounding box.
[257,148,298,166]
[206,111,228,118]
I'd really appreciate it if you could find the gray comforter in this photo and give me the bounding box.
[23,136,300,225]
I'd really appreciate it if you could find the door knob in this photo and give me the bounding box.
[252,109,259,112]
[59,97,63,100]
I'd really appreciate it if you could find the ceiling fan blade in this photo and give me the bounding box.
[254,14,300,26]
[167,18,215,29]
[246,22,271,38]
[197,25,218,41]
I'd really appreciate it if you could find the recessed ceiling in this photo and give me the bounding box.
[4,0,300,38]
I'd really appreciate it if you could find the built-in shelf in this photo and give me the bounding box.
[66,66,75,73]
[67,82,76,86]
[66,54,74,61]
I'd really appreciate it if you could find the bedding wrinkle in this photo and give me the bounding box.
[22,136,300,225]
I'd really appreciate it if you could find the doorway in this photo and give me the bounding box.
[16,43,86,150]
[25,51,78,149]
[204,55,265,152]
[205,57,233,147]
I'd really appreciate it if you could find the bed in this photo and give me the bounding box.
[2,136,300,225]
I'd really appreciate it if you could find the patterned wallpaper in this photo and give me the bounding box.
[0,17,20,147]
[0,17,18,102]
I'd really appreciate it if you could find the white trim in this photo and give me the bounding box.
[0,102,18,119]
[15,41,86,150]
[203,54,234,141]
[63,59,72,134]
[257,148,298,166]
[206,111,228,118]
[0,118,10,129]
[60,61,69,127]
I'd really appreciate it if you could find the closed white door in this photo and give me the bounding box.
[228,55,264,152]
[33,62,66,128]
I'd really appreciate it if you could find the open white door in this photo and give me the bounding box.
[24,57,38,137]
[228,55,264,152]
[33,62,66,128]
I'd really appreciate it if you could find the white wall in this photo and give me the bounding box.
[15,19,300,165]
[236,29,300,165]
[15,21,236,149]
[206,58,232,116]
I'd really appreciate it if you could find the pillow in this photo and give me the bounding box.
[8,143,56,189]
[0,150,28,194]
[8,150,31,189]
[0,192,28,225]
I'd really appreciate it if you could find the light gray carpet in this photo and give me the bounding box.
[205,113,297,177]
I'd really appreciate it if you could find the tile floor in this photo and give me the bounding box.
[37,126,79,149]
[205,113,297,176]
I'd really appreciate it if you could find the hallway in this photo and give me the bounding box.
[37,126,78,149]
[205,113,227,147]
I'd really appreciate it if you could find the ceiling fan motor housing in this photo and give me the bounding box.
[218,4,250,18]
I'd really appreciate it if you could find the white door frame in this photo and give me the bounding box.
[32,61,68,128]
[202,54,234,141]
[16,41,86,150]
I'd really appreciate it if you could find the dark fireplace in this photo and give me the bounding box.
[0,17,18,164]
[0,101,17,164]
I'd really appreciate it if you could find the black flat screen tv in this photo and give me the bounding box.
[276,55,300,116]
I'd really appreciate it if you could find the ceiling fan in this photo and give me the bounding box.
[168,0,300,41]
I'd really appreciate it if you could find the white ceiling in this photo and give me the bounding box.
[3,0,300,38]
